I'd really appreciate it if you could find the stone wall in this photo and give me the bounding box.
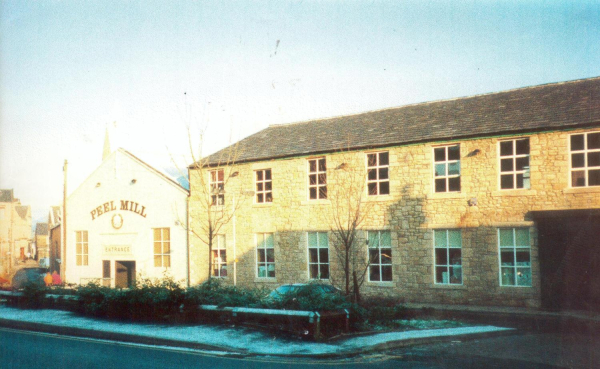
[189,127,600,308]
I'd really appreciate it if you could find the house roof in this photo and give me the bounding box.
[35,223,48,236]
[49,206,61,228]
[0,189,14,203]
[200,77,600,167]
[15,206,29,220]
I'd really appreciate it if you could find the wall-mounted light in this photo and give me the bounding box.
[468,197,478,206]
[96,182,101,187]
[230,171,239,177]
[131,179,137,184]
[336,163,348,170]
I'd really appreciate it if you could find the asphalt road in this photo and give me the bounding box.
[1,327,593,368]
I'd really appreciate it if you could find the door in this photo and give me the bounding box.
[115,261,136,288]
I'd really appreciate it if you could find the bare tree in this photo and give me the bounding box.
[325,149,374,303]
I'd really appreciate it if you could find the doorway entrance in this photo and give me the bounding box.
[535,210,600,311]
[115,260,136,288]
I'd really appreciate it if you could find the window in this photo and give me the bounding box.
[499,138,530,189]
[209,169,224,205]
[255,169,273,203]
[498,228,531,287]
[570,132,600,187]
[75,231,88,266]
[153,228,170,267]
[367,152,390,195]
[212,234,227,277]
[308,232,329,279]
[434,229,462,284]
[368,231,392,282]
[256,233,275,278]
[308,158,327,200]
[434,145,461,192]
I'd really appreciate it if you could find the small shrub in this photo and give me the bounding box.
[184,278,264,308]
[264,283,352,311]
[20,282,48,309]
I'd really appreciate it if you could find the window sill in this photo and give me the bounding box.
[431,283,467,289]
[427,192,465,200]
[492,189,537,197]
[563,186,600,194]
[499,284,532,288]
[367,281,395,287]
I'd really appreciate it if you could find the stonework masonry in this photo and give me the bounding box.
[189,127,600,308]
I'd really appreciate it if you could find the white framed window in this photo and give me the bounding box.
[308,158,327,200]
[366,152,390,196]
[75,231,88,266]
[434,229,462,285]
[209,169,224,205]
[368,230,392,282]
[153,228,170,268]
[255,169,273,203]
[212,234,227,277]
[308,232,329,279]
[499,138,530,189]
[433,145,461,192]
[570,132,600,187]
[256,233,275,278]
[498,228,531,287]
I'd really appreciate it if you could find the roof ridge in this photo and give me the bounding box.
[268,76,600,128]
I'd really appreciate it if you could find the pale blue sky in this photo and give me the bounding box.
[1,0,599,223]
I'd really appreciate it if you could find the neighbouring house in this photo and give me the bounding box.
[48,205,62,274]
[0,190,32,276]
[189,77,600,311]
[35,223,49,262]
[64,145,189,288]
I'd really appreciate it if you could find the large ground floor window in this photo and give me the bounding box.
[434,229,462,284]
[256,233,275,278]
[212,234,227,277]
[498,228,531,286]
[368,230,392,282]
[308,232,329,279]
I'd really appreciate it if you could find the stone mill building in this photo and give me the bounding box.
[188,77,600,311]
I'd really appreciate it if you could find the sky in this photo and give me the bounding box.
[1,0,600,225]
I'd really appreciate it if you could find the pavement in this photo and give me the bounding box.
[0,304,516,358]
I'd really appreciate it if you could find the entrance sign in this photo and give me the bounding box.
[104,245,132,255]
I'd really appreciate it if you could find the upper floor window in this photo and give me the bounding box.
[570,132,600,187]
[209,169,224,206]
[75,230,88,266]
[434,145,461,192]
[308,232,329,279]
[308,158,327,200]
[212,234,227,277]
[499,138,530,189]
[255,169,273,203]
[368,230,392,282]
[434,229,462,285]
[367,152,390,196]
[498,228,531,287]
[153,228,170,268]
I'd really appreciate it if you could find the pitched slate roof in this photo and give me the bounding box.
[0,189,14,203]
[35,223,48,236]
[200,77,600,167]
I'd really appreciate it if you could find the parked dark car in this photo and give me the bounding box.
[268,283,340,300]
[11,267,48,290]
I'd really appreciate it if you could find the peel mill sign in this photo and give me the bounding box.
[90,200,148,222]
